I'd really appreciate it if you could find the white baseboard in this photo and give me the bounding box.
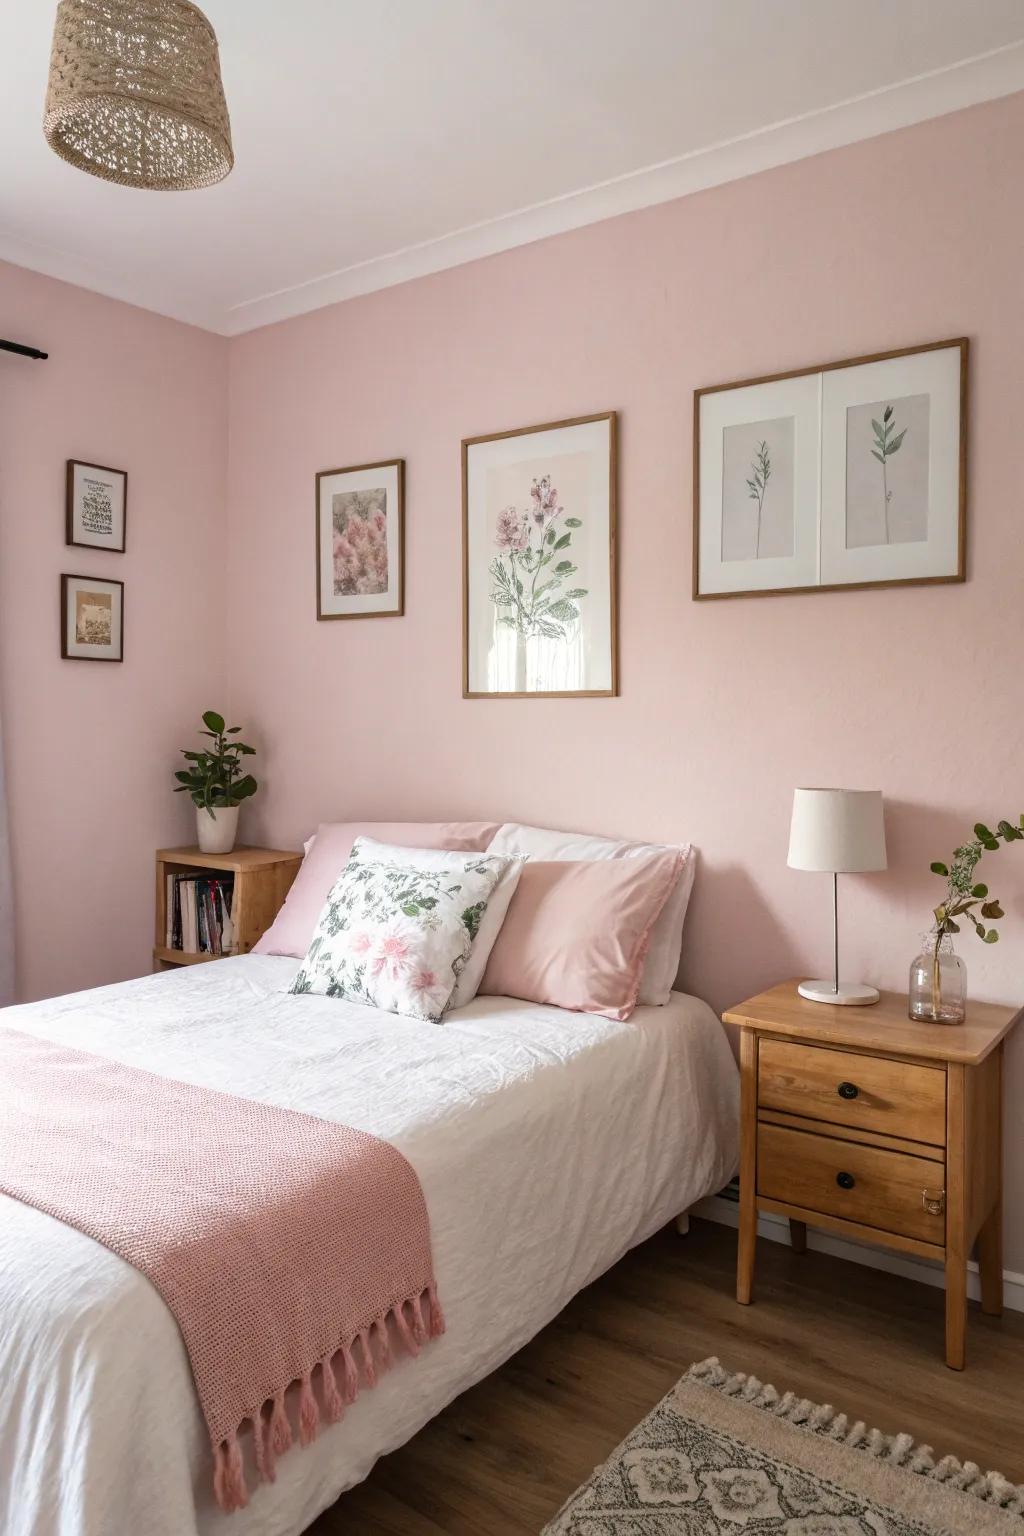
[693,1194,1024,1314]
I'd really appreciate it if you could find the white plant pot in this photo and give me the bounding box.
[196,805,239,855]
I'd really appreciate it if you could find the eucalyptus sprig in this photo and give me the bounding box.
[173,710,257,818]
[930,815,1024,946]
[871,404,908,543]
[746,440,771,558]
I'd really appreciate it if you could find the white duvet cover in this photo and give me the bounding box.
[0,956,738,1536]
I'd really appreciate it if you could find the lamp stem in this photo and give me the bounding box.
[833,872,839,996]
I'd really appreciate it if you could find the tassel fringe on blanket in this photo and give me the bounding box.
[688,1358,1024,1516]
[0,1028,446,1521]
[212,1285,445,1513]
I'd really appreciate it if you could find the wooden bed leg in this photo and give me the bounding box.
[675,1212,691,1236]
[789,1219,807,1254]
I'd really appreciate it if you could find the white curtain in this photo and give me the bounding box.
[0,714,12,1006]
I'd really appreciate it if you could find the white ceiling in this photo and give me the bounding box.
[3,1,1023,336]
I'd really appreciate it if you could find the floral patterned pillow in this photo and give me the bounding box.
[289,838,514,1023]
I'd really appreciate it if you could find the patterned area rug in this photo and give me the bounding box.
[542,1358,1024,1534]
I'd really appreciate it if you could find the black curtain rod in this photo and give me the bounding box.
[1,338,48,360]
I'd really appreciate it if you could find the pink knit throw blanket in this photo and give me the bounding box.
[0,1027,444,1513]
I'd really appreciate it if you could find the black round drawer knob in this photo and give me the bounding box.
[836,1171,856,1190]
[837,1081,859,1100]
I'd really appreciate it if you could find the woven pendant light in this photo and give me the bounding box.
[44,0,233,191]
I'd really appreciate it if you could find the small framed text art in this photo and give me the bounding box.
[66,460,127,553]
[60,574,124,662]
[316,459,405,620]
[693,338,967,599]
[462,412,617,699]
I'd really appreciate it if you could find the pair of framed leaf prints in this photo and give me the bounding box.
[311,336,967,699]
[694,337,967,599]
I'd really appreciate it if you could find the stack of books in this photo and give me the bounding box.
[166,874,235,956]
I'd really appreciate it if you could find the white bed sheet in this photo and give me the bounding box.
[0,955,738,1536]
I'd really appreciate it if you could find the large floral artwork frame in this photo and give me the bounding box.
[693,338,966,599]
[315,458,404,620]
[462,412,618,699]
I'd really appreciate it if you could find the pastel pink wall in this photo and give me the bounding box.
[0,261,228,1000]
[225,94,1024,1265]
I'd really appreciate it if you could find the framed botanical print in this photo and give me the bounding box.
[462,412,618,698]
[316,459,404,619]
[60,573,124,662]
[694,373,821,597]
[694,338,967,598]
[819,344,965,589]
[66,459,127,552]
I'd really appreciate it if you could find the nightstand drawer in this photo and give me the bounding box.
[758,1122,946,1244]
[758,1038,946,1147]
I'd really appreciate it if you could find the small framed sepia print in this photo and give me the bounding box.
[60,574,124,662]
[66,460,127,553]
[316,459,404,620]
[462,412,618,699]
[694,338,967,598]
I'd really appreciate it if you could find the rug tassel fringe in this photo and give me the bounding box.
[689,1358,1024,1514]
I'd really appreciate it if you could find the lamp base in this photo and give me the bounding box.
[798,979,880,1006]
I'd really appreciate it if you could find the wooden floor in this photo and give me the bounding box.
[312,1218,1024,1534]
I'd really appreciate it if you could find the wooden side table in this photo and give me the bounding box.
[154,845,302,970]
[724,981,1022,1370]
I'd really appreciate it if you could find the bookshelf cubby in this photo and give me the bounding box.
[154,845,302,969]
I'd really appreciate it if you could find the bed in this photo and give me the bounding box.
[0,953,738,1536]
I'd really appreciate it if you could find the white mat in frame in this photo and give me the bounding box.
[694,337,966,599]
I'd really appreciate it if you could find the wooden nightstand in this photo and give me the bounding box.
[725,981,1022,1370]
[154,845,302,970]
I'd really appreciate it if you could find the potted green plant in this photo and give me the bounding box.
[173,710,257,854]
[912,814,1022,1023]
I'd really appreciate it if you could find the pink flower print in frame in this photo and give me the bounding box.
[488,469,588,646]
[332,489,388,596]
[462,414,617,698]
[494,504,529,552]
[316,460,405,621]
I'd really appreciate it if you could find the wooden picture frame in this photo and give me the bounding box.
[315,458,405,620]
[693,338,967,599]
[462,412,618,699]
[60,573,124,662]
[65,459,127,553]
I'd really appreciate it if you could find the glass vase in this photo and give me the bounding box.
[908,931,967,1024]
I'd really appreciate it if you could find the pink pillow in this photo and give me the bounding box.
[479,852,683,1021]
[254,821,500,957]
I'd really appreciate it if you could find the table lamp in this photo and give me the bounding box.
[788,787,887,1005]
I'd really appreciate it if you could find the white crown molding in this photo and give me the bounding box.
[3,41,1022,336]
[222,40,1024,337]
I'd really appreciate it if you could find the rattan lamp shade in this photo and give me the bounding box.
[44,0,233,191]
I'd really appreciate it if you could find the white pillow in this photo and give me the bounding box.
[486,823,695,1006]
[289,838,515,1023]
[353,837,522,1008]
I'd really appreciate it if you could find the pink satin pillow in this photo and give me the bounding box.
[479,851,683,1021]
[253,821,500,957]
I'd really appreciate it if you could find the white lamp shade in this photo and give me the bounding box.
[788,788,887,873]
